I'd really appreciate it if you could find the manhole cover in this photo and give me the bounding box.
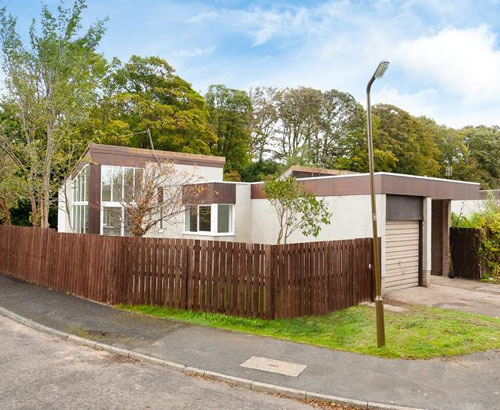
[240,356,307,377]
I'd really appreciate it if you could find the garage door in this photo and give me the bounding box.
[385,221,420,291]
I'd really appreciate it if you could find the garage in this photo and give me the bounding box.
[385,220,420,291]
[384,195,423,292]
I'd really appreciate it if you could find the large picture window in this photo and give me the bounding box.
[101,165,142,236]
[72,166,89,233]
[184,204,234,235]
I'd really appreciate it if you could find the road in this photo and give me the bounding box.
[0,315,314,410]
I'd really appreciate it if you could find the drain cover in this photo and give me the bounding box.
[240,356,307,377]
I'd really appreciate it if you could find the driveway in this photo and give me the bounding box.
[385,276,500,318]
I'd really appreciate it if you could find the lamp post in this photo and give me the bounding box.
[366,61,389,347]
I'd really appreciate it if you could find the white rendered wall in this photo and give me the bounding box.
[250,194,385,245]
[422,197,432,287]
[57,179,73,233]
[232,184,252,243]
[451,199,485,217]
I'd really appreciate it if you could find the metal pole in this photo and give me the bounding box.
[366,76,386,347]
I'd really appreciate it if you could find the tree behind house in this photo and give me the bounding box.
[263,176,331,244]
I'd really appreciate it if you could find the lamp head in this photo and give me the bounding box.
[373,61,390,79]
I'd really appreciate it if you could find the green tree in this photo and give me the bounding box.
[263,176,331,244]
[0,151,26,224]
[318,90,367,171]
[372,104,440,175]
[205,84,252,173]
[249,86,278,161]
[461,126,500,188]
[0,0,107,227]
[240,159,282,182]
[93,56,216,154]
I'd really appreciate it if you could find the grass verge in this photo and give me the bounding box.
[116,304,500,359]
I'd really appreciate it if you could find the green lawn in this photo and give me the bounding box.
[116,304,500,359]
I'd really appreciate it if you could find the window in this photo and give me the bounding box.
[217,204,232,233]
[184,204,234,235]
[102,207,122,236]
[101,165,142,236]
[199,206,211,232]
[72,166,89,233]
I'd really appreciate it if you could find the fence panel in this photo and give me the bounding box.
[450,227,481,279]
[0,225,375,318]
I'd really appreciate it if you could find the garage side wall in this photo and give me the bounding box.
[250,194,384,245]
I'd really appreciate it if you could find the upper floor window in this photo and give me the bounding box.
[101,166,143,204]
[184,204,234,235]
[101,166,142,236]
[72,166,89,234]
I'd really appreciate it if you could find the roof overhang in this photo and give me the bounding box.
[251,172,481,201]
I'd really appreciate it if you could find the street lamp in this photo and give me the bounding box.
[366,61,389,347]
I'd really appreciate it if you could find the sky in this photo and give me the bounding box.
[2,0,500,128]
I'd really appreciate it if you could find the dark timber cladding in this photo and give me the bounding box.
[88,163,101,234]
[182,183,236,205]
[386,195,423,221]
[251,173,480,200]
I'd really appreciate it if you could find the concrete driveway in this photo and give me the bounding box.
[385,276,500,318]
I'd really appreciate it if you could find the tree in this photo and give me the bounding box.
[0,152,26,224]
[263,176,331,244]
[249,86,278,161]
[461,126,500,188]
[316,90,366,171]
[205,84,252,174]
[120,161,204,237]
[272,87,323,162]
[372,104,440,175]
[240,159,282,182]
[249,87,367,171]
[0,0,107,228]
[92,56,216,154]
[416,117,486,184]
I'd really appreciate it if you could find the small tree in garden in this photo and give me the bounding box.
[263,176,331,244]
[120,161,204,237]
[452,192,500,282]
[476,193,500,281]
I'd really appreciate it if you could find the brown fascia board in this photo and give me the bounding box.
[251,173,481,200]
[288,165,356,176]
[87,143,225,168]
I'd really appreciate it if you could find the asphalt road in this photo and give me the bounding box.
[0,315,314,410]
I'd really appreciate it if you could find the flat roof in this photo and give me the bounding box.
[81,143,225,170]
[250,172,481,201]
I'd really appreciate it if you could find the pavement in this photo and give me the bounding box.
[386,276,500,318]
[1,274,500,410]
[0,314,314,410]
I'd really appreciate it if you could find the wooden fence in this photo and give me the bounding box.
[0,225,375,318]
[450,227,482,279]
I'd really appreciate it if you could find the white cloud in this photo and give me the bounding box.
[174,46,215,58]
[372,86,439,117]
[394,25,500,103]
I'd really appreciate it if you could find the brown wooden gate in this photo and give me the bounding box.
[450,228,481,279]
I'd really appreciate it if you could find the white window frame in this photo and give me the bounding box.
[71,165,89,234]
[100,165,141,236]
[183,203,235,236]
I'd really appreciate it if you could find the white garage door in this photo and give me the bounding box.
[385,221,420,291]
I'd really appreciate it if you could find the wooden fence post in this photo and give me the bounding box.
[268,244,276,319]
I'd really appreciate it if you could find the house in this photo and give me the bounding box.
[452,189,500,217]
[58,143,481,293]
